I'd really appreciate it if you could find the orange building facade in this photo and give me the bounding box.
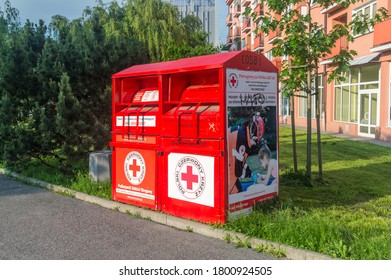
[226,0,391,141]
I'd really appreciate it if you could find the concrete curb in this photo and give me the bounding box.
[0,168,333,260]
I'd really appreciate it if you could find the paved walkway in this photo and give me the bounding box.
[0,169,332,260]
[0,174,276,260]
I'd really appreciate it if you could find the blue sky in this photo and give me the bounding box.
[3,0,108,24]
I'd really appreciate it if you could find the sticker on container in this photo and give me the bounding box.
[124,116,156,127]
[168,153,214,207]
[116,116,124,127]
[124,151,146,185]
[142,90,159,102]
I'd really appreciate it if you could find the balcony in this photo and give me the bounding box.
[273,58,282,72]
[372,17,391,52]
[233,4,241,18]
[252,34,264,52]
[226,36,233,46]
[324,36,348,59]
[242,18,251,33]
[320,3,344,15]
[234,26,242,39]
[225,0,234,5]
[226,13,233,27]
[267,29,282,44]
[254,3,264,22]
[241,0,251,7]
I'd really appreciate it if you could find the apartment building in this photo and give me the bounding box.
[226,0,391,141]
[165,0,227,46]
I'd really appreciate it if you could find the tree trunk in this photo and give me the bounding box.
[306,69,312,178]
[290,94,298,173]
[306,2,312,179]
[315,65,323,180]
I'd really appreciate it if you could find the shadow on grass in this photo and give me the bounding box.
[279,160,391,210]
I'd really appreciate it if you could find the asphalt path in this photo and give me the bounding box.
[0,175,276,260]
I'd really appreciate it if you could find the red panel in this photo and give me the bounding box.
[112,147,157,209]
[159,146,226,224]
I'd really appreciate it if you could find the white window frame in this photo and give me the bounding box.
[352,1,377,37]
[279,92,291,117]
[265,51,273,61]
[333,65,380,123]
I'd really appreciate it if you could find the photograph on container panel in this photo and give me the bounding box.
[227,105,278,200]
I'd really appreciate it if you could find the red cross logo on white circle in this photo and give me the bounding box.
[175,156,206,200]
[124,151,146,185]
[181,166,198,190]
[228,73,239,88]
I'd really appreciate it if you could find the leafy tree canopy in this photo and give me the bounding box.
[0,0,217,171]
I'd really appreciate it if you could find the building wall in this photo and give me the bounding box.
[166,0,226,46]
[226,0,391,141]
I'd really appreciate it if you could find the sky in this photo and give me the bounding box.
[3,0,227,45]
[3,0,111,24]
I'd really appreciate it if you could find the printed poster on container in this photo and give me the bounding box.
[226,68,279,217]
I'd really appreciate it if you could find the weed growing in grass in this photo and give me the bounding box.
[235,236,251,249]
[125,210,142,218]
[55,189,76,198]
[255,244,286,258]
[223,233,233,243]
[185,226,194,232]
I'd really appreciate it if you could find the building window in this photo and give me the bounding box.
[279,92,290,116]
[299,74,324,119]
[265,51,273,61]
[352,1,377,37]
[334,64,379,123]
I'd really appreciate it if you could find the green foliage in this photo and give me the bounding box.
[0,0,215,170]
[54,189,76,198]
[254,244,286,258]
[69,172,112,200]
[224,127,391,259]
[252,0,389,94]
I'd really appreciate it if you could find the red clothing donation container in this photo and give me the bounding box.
[110,50,279,224]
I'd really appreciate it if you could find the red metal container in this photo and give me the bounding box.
[111,50,279,223]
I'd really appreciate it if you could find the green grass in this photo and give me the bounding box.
[8,127,391,259]
[16,157,111,200]
[223,127,391,260]
[68,172,111,200]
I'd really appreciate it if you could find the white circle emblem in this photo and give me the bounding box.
[175,156,206,200]
[124,151,146,185]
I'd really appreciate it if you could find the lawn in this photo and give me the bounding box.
[9,126,391,259]
[223,127,391,259]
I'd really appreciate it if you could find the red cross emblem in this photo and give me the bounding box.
[129,159,140,177]
[228,73,239,88]
[181,166,199,190]
[173,155,207,200]
[230,76,237,87]
[124,151,146,185]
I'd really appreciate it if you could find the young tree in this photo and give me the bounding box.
[249,0,388,179]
